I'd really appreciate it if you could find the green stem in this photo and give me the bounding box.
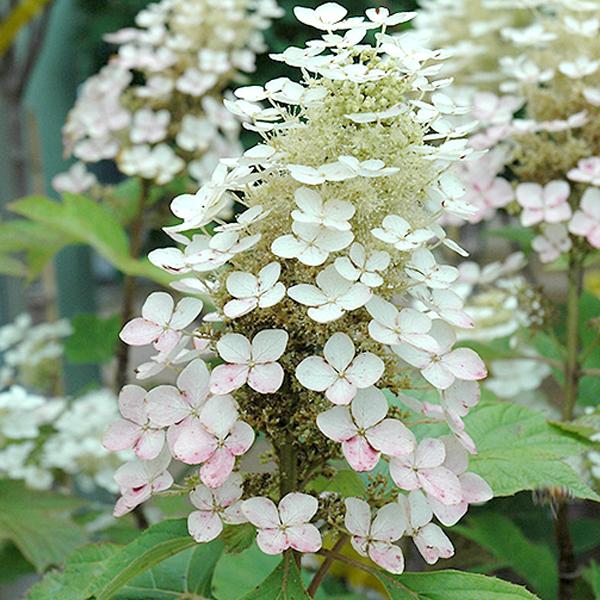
[307,534,348,597]
[555,246,585,600]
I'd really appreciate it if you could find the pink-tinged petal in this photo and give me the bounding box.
[248,363,284,394]
[342,435,380,472]
[199,395,238,439]
[323,332,355,372]
[177,359,211,408]
[520,208,543,227]
[366,419,416,457]
[142,292,174,326]
[368,541,404,574]
[421,361,455,390]
[242,497,281,528]
[326,377,356,405]
[256,529,288,555]
[225,421,255,456]
[152,470,173,494]
[189,485,213,510]
[103,419,142,452]
[428,496,467,527]
[442,380,480,418]
[351,387,388,429]
[389,460,419,490]
[286,524,322,553]
[251,329,288,362]
[120,318,163,346]
[223,501,247,524]
[295,356,338,392]
[118,385,147,424]
[460,472,493,503]
[200,447,235,488]
[135,429,165,460]
[114,460,149,491]
[442,348,487,381]
[279,492,318,526]
[413,523,454,564]
[213,472,244,507]
[545,203,572,223]
[419,467,463,505]
[154,329,181,354]
[210,364,249,394]
[114,491,147,517]
[344,498,371,538]
[317,406,357,442]
[188,510,223,543]
[416,438,446,469]
[350,535,369,557]
[371,503,406,542]
[172,421,217,464]
[146,385,189,426]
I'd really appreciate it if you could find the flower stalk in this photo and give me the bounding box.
[555,242,586,600]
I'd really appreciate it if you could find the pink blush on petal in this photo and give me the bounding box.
[342,435,380,472]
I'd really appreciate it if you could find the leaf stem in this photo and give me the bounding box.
[555,244,585,600]
[307,534,348,597]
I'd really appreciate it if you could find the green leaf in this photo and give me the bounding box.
[114,544,223,599]
[27,544,120,600]
[0,254,27,276]
[307,469,366,497]
[239,552,311,599]
[486,226,534,252]
[551,413,600,439]
[90,518,198,600]
[0,480,87,572]
[454,514,557,600]
[221,523,256,555]
[0,542,35,584]
[8,194,173,286]
[465,401,600,501]
[375,570,541,600]
[212,542,280,599]
[583,561,600,599]
[64,313,121,365]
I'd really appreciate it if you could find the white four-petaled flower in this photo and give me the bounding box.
[210,329,289,394]
[296,332,384,404]
[317,387,415,471]
[242,492,322,555]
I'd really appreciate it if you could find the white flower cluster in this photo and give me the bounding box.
[108,3,493,573]
[417,0,600,262]
[0,314,127,492]
[0,386,127,492]
[0,313,71,389]
[54,0,282,193]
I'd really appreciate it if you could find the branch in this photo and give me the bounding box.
[307,534,348,597]
[15,2,51,98]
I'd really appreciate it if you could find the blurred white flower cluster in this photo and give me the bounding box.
[54,0,282,193]
[416,0,600,264]
[0,315,128,492]
[107,3,494,574]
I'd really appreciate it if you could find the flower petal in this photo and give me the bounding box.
[371,503,406,542]
[296,357,338,392]
[316,406,356,442]
[366,419,416,457]
[256,529,288,555]
[120,318,163,346]
[286,524,322,553]
[342,435,380,472]
[242,497,281,528]
[344,497,371,537]
[248,363,285,394]
[368,541,404,574]
[188,510,223,543]
[279,492,318,526]
[210,364,250,394]
[200,447,236,488]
